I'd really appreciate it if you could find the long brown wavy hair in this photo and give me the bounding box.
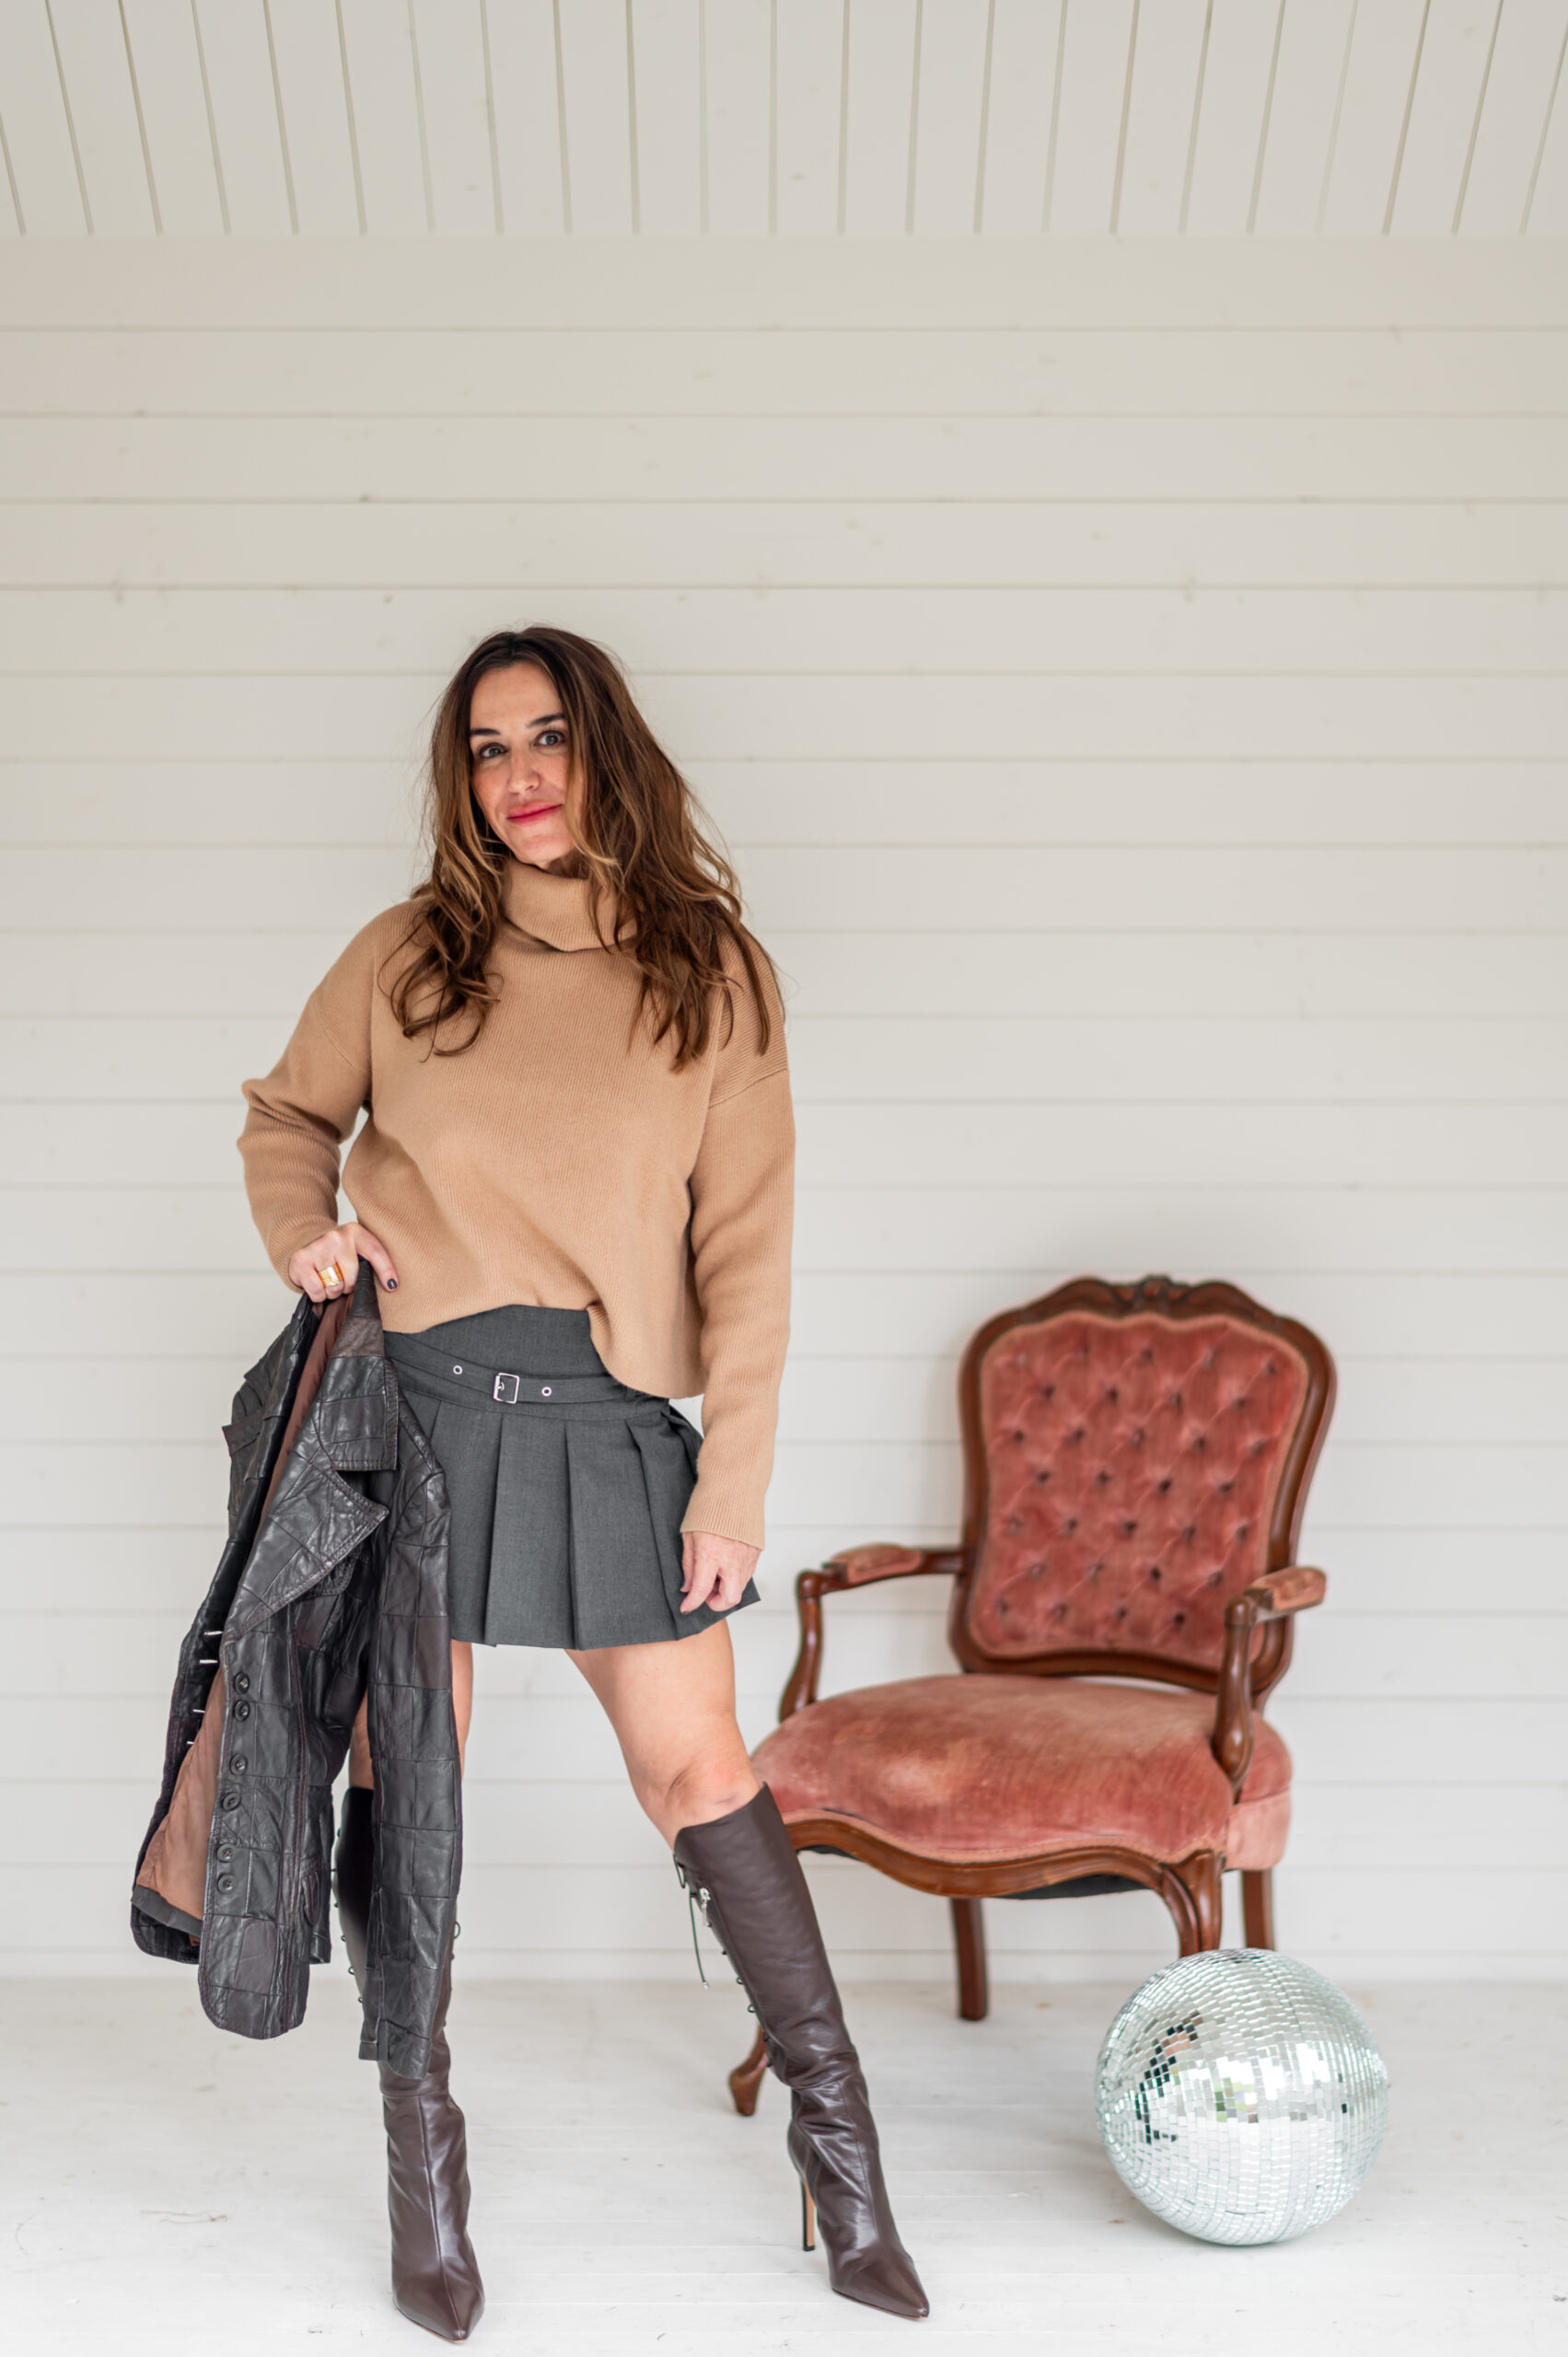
[389,627,776,1068]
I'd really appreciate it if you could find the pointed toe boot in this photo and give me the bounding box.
[380,1967,486,2343]
[334,1789,485,2341]
[673,1786,928,2321]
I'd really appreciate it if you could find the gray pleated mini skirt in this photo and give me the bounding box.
[384,1305,758,1650]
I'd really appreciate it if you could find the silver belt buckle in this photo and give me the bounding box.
[493,1371,520,1404]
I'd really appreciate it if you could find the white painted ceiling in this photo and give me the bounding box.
[0,0,1564,240]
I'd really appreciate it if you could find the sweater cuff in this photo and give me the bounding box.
[679,1480,764,1554]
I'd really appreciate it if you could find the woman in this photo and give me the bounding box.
[239,629,926,2340]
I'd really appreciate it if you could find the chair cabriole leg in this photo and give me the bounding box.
[1241,1867,1275,1949]
[950,1898,989,2020]
[729,2026,769,2116]
[1168,1852,1225,1956]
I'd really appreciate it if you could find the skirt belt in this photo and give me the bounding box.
[386,1329,652,1410]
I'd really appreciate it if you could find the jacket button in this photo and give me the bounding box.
[216,1875,235,1894]
[230,1757,248,1774]
[234,1675,250,1693]
[217,1845,233,1862]
[221,1793,240,1811]
[235,1701,251,1720]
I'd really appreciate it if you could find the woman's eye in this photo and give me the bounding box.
[474,743,505,761]
[535,729,566,749]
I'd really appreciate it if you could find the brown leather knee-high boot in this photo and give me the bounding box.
[334,1789,485,2343]
[673,1786,928,2320]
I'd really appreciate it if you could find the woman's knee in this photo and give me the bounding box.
[643,1753,761,1840]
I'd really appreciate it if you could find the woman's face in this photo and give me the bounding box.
[468,661,579,870]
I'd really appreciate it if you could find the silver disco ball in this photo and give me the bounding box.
[1096,1949,1389,2245]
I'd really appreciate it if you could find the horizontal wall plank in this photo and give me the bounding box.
[1285,1783,1568,1872]
[0,1528,226,1615]
[1242,1867,1568,1960]
[3,928,1560,1022]
[7,1857,1560,1965]
[6,585,1568,674]
[1261,1697,1568,1789]
[11,1519,1560,1620]
[783,1271,1568,1360]
[6,1179,1561,1288]
[709,765,1568,848]
[1281,1611,1568,1698]
[3,672,1564,763]
[790,1016,1563,1101]
[779,929,1568,1019]
[4,498,1562,588]
[772,1352,1568,1448]
[17,1944,1561,1980]
[12,1773,1562,1876]
[6,1013,1562,1106]
[5,326,1564,416]
[789,1185,1568,1273]
[3,238,1564,331]
[4,1689,1560,1789]
[5,414,1564,503]
[0,1105,254,1186]
[6,761,1568,851]
[750,1521,1568,1608]
[749,1439,1568,1542]
[6,842,1564,931]
[0,1265,1562,1362]
[759,842,1568,930]
[8,1430,1560,1542]
[788,1105,1568,1190]
[4,1100,1562,1200]
[4,1601,1562,1701]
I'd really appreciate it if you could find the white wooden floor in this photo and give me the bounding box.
[4,1973,1563,2355]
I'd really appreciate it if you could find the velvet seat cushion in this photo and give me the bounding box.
[754,1675,1291,1873]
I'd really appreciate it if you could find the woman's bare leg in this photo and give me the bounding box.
[349,1639,473,1789]
[568,1621,760,1845]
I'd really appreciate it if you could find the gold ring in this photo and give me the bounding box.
[317,1262,344,1288]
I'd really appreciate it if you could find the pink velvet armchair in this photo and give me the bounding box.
[727,1274,1334,2114]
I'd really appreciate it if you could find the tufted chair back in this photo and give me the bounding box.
[952,1277,1333,1693]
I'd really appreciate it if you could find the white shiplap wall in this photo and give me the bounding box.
[0,238,1563,1986]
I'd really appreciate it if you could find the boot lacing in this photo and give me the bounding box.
[673,1864,753,2004]
[674,1863,714,1986]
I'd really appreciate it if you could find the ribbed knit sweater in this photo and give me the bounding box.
[238,860,794,1549]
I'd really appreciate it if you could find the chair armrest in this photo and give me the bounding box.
[1213,1566,1329,1796]
[826,1542,947,1586]
[779,1546,962,1719]
[1242,1565,1328,1620]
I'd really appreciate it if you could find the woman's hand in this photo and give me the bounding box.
[680,1529,759,1616]
[286,1222,400,1304]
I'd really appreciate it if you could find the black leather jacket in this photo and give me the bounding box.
[131,1267,460,2079]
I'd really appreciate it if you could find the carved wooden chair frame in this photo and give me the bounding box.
[728,1274,1334,2115]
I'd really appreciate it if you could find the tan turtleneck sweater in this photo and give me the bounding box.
[238,862,793,1550]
